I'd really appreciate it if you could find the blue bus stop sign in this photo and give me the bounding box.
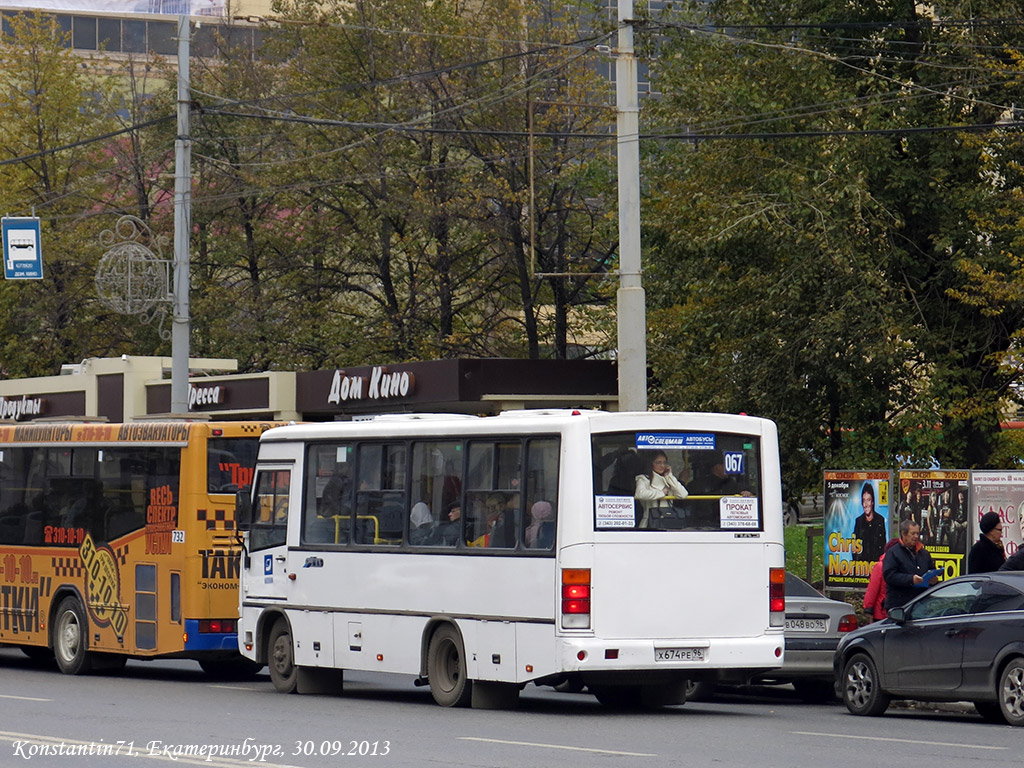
[2,217,43,280]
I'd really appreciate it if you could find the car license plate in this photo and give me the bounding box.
[785,617,827,632]
[654,647,706,662]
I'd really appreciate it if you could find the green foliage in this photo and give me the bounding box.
[0,13,128,376]
[0,4,617,378]
[785,524,824,586]
[641,0,1024,491]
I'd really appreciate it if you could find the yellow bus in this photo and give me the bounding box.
[0,420,281,676]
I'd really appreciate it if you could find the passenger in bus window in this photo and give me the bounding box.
[320,464,351,518]
[526,500,555,549]
[634,451,688,527]
[465,493,493,546]
[436,502,462,546]
[63,480,110,530]
[409,501,435,545]
[488,493,517,547]
[689,452,752,497]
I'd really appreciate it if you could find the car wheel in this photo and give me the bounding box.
[427,624,472,707]
[841,653,890,716]
[267,619,298,694]
[997,657,1024,726]
[974,701,1005,723]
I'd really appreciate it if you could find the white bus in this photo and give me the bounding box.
[236,410,786,708]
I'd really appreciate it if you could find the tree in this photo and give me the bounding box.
[640,0,1024,490]
[182,0,617,369]
[0,13,126,376]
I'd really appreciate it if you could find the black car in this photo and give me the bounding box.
[833,571,1024,725]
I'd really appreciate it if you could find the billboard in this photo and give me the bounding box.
[969,471,1024,569]
[823,470,893,589]
[896,470,970,581]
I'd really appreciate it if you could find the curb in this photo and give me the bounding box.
[891,699,975,714]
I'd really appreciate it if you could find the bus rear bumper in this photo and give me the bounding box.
[184,620,240,651]
[556,634,784,674]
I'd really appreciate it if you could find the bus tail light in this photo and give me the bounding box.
[199,619,237,633]
[561,569,591,629]
[769,568,785,626]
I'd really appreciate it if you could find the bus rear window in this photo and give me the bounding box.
[207,438,260,493]
[591,431,762,532]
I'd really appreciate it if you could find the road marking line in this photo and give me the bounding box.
[792,732,1007,751]
[0,731,306,768]
[0,694,51,701]
[459,736,656,756]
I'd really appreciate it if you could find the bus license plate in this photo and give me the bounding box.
[785,618,827,632]
[655,647,706,662]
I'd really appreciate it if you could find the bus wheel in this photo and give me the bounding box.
[427,624,472,707]
[268,620,298,694]
[199,656,264,680]
[52,597,94,675]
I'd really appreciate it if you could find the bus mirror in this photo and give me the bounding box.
[236,488,253,530]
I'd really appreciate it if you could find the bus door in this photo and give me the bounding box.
[244,465,293,602]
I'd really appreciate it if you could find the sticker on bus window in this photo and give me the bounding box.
[723,452,745,475]
[595,495,637,528]
[636,433,716,450]
[720,497,759,529]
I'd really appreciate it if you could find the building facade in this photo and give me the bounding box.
[0,356,618,423]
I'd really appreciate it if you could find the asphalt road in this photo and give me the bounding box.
[0,647,1019,768]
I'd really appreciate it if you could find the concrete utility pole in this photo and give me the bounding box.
[615,0,647,412]
[171,15,192,414]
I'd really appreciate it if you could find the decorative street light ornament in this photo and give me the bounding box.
[95,215,172,338]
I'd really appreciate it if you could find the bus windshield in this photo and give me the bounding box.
[592,431,763,531]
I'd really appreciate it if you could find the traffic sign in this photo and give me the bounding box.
[2,217,43,280]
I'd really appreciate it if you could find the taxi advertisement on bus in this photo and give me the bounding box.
[0,421,280,676]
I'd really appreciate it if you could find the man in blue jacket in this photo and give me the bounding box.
[883,519,939,610]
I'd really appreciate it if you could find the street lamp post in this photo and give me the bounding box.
[615,0,647,412]
[171,14,191,414]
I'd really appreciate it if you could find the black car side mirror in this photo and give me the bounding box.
[888,606,905,624]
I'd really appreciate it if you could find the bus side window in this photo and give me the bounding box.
[354,443,404,546]
[524,438,560,549]
[250,469,289,552]
[305,444,351,545]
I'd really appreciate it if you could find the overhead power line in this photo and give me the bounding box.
[0,114,175,167]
